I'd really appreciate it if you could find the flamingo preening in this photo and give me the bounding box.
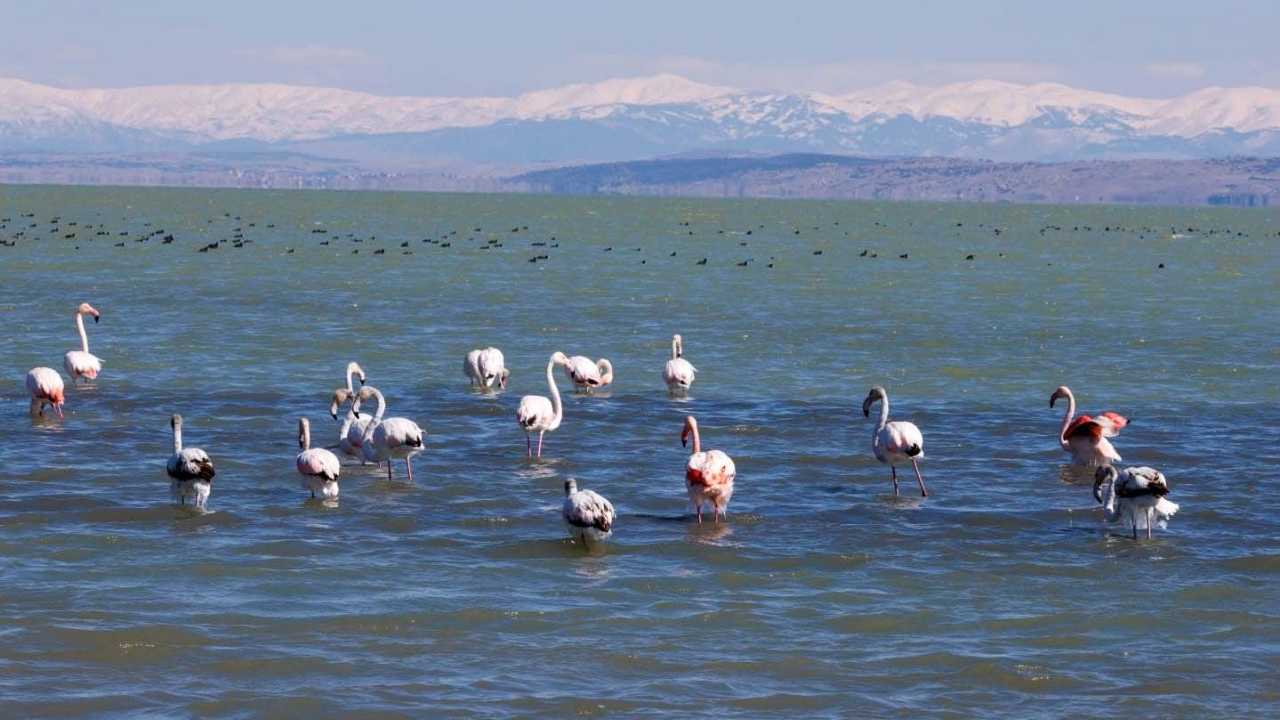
[1050,385,1129,467]
[862,385,927,497]
[562,478,616,548]
[26,367,65,418]
[516,352,569,458]
[564,355,613,392]
[296,417,341,500]
[331,361,371,461]
[166,414,215,508]
[681,415,736,522]
[465,347,510,390]
[353,386,425,481]
[1094,465,1179,539]
[64,302,103,382]
[662,334,697,394]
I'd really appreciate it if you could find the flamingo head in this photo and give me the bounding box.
[78,302,101,323]
[498,368,510,390]
[1049,385,1071,409]
[297,417,311,450]
[329,389,352,420]
[346,361,366,386]
[550,351,569,366]
[672,334,683,358]
[862,386,887,418]
[681,415,697,447]
[596,358,614,385]
[170,413,182,430]
[1093,465,1118,503]
[564,478,578,496]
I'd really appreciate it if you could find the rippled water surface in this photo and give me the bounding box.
[2,185,1279,718]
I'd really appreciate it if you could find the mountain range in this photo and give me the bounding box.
[5,74,1280,166]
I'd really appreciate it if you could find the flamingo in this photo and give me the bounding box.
[1050,385,1129,467]
[331,361,371,461]
[26,367,65,418]
[353,386,425,481]
[1094,466,1179,539]
[862,385,927,497]
[564,355,614,392]
[63,302,102,382]
[166,414,215,508]
[465,347,510,390]
[296,417,340,500]
[681,415,736,522]
[662,334,697,394]
[562,478,616,548]
[516,351,569,458]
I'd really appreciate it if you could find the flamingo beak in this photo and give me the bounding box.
[93,315,99,323]
[55,403,64,419]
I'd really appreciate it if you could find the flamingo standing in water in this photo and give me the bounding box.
[353,386,425,481]
[564,355,613,392]
[516,352,569,458]
[166,414,215,508]
[681,415,736,522]
[562,478,616,548]
[296,417,341,500]
[64,302,103,383]
[465,347,510,390]
[331,361,370,461]
[662,334,697,394]
[26,367,65,418]
[862,385,927,497]
[1050,385,1129,467]
[1094,465,1179,539]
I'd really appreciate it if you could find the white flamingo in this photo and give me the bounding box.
[862,385,927,497]
[564,354,614,392]
[562,478,616,548]
[166,414,215,508]
[64,302,103,382]
[681,415,736,522]
[353,386,425,481]
[465,347,510,390]
[296,417,340,500]
[330,361,371,461]
[1094,466,1179,539]
[662,334,697,394]
[1050,385,1129,467]
[26,367,65,418]
[516,351,569,458]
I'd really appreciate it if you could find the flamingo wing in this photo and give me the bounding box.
[883,421,924,457]
[517,395,552,429]
[168,448,215,481]
[297,449,340,481]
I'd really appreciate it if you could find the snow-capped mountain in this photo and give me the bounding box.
[3,74,1280,163]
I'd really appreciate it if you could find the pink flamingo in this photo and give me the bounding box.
[64,302,103,382]
[862,385,927,497]
[26,367,65,418]
[517,352,569,458]
[296,417,341,500]
[681,415,736,522]
[1050,385,1128,467]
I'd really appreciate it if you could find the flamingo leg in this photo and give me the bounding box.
[912,459,928,497]
[536,432,544,459]
[1147,509,1153,539]
[406,458,414,483]
[891,465,899,496]
[526,433,532,458]
[696,503,703,524]
[387,461,393,482]
[1131,508,1138,540]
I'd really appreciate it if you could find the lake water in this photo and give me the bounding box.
[1,185,1278,718]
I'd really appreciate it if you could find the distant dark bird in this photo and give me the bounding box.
[286,248,295,254]
[696,258,708,265]
[859,249,868,257]
[400,241,409,248]
[965,254,974,260]
[813,250,823,255]
[1158,263,1165,268]
[604,247,613,252]
[670,251,677,257]
[899,253,909,259]
[373,249,385,255]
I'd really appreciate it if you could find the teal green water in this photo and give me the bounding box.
[1,185,1278,717]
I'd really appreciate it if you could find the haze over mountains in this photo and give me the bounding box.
[5,73,1280,165]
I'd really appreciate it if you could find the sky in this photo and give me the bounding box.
[2,0,1279,98]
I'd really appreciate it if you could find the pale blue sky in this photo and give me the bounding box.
[2,0,1277,96]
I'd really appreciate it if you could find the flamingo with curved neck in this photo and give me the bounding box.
[354,386,425,481]
[681,415,736,522]
[332,361,370,460]
[862,385,927,497]
[64,302,103,382]
[516,352,569,458]
[1050,385,1127,467]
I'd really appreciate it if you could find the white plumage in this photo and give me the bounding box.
[863,385,928,497]
[296,417,341,500]
[331,362,371,462]
[517,351,569,458]
[26,366,66,418]
[354,386,425,481]
[662,334,697,394]
[563,354,614,392]
[465,347,510,390]
[63,302,103,382]
[682,415,736,523]
[1094,465,1179,539]
[166,413,215,509]
[562,478,616,547]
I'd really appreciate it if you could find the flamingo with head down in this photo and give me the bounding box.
[681,415,736,523]
[465,347,510,391]
[564,355,613,393]
[64,302,103,383]
[26,367,65,418]
[1050,385,1128,467]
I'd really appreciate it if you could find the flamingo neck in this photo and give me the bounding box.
[360,389,387,442]
[688,422,702,455]
[547,358,563,429]
[300,421,311,451]
[345,366,357,393]
[75,312,89,353]
[875,396,890,432]
[1058,390,1076,450]
[1100,473,1119,521]
[338,413,353,438]
[172,424,183,454]
[672,337,681,360]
